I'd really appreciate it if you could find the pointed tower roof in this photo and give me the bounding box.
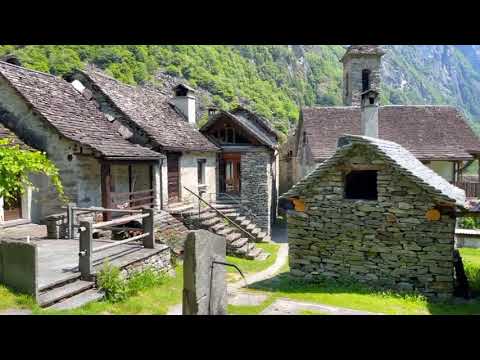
[340,45,386,62]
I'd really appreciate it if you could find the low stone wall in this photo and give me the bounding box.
[0,239,38,299]
[120,246,172,279]
[45,211,98,239]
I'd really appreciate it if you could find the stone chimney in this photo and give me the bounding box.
[360,89,379,138]
[1,54,22,66]
[174,84,196,126]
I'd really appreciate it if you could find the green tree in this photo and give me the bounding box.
[0,139,65,202]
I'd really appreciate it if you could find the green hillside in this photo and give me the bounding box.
[1,45,480,136]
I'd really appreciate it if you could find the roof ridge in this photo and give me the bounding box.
[0,60,58,79]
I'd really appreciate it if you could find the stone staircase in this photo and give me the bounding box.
[166,199,270,260]
[38,276,104,310]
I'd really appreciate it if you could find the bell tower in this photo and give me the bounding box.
[341,45,385,106]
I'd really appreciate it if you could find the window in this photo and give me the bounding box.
[225,127,235,143]
[345,170,378,200]
[362,69,371,92]
[197,159,206,185]
[225,161,233,180]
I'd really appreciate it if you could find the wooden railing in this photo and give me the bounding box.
[111,189,155,210]
[77,207,155,279]
[456,182,480,198]
[183,186,256,241]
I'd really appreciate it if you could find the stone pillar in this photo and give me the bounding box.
[182,230,227,315]
[241,150,272,235]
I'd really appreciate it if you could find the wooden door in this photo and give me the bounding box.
[4,193,22,221]
[167,153,181,203]
[223,153,241,194]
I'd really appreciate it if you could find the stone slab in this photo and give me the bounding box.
[183,230,227,315]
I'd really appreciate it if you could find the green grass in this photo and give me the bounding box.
[36,267,184,315]
[225,243,280,282]
[0,285,37,313]
[459,248,480,294]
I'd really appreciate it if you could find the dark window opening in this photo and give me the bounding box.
[362,69,371,92]
[345,170,378,200]
[369,97,375,105]
[345,72,349,97]
[225,127,235,143]
[197,159,206,185]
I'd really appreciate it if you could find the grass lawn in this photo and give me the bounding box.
[225,243,280,282]
[228,248,480,315]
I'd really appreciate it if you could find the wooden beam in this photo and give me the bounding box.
[101,162,112,221]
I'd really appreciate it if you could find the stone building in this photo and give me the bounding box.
[281,132,466,299]
[0,60,163,224]
[283,45,480,194]
[201,107,280,235]
[67,68,219,208]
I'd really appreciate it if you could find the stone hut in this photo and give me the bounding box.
[281,134,466,299]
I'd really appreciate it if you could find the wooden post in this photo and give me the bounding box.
[67,202,75,239]
[142,207,155,249]
[101,162,112,221]
[79,220,93,280]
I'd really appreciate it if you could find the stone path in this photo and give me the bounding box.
[259,299,381,315]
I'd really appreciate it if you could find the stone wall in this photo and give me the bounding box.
[287,145,456,299]
[241,149,272,235]
[120,245,172,278]
[179,152,216,204]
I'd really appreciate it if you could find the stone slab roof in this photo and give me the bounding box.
[340,45,386,62]
[0,61,161,160]
[300,105,480,161]
[201,107,279,149]
[82,68,218,153]
[0,121,32,150]
[284,134,466,208]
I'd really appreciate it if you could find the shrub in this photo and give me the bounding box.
[464,262,480,294]
[97,262,166,303]
[97,262,127,303]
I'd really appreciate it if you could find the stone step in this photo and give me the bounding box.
[245,223,256,231]
[229,237,249,249]
[197,212,217,221]
[201,217,221,227]
[234,216,247,223]
[225,212,241,218]
[46,289,105,310]
[211,222,226,232]
[226,232,241,243]
[240,220,252,227]
[181,207,210,217]
[166,203,195,214]
[39,280,95,308]
[255,251,271,261]
[217,227,234,236]
[245,247,263,260]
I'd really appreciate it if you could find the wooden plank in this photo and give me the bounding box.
[92,233,150,253]
[92,213,149,229]
[111,189,154,197]
[101,163,112,221]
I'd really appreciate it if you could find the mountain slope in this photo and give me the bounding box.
[1,45,480,136]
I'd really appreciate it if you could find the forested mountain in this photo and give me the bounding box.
[1,45,480,136]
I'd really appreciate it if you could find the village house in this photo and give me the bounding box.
[200,107,280,235]
[0,59,163,226]
[66,68,220,210]
[280,88,468,298]
[281,45,480,197]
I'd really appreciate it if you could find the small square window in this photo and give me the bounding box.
[345,170,378,200]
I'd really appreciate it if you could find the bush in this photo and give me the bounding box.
[97,262,127,303]
[458,217,480,229]
[97,262,166,303]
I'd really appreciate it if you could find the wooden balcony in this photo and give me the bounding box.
[455,181,480,199]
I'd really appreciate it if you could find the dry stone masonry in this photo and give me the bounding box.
[283,135,465,299]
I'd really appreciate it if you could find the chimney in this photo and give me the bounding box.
[360,89,379,138]
[1,54,22,67]
[207,107,218,117]
[174,84,196,126]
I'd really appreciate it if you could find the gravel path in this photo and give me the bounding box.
[260,299,382,315]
